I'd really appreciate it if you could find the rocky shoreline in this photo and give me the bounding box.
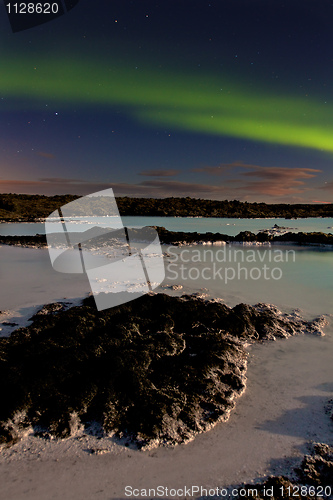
[0,234,47,248]
[155,227,333,246]
[234,438,333,499]
[0,293,328,451]
[0,226,333,248]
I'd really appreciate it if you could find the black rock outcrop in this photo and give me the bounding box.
[1,228,333,248]
[0,294,328,449]
[236,442,333,499]
[297,443,333,486]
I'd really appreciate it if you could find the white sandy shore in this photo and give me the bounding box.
[0,245,332,499]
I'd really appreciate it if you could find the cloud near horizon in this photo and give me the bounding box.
[192,163,322,197]
[0,178,110,196]
[0,170,325,202]
[138,169,180,177]
[192,161,252,175]
[237,165,321,196]
[319,181,333,192]
[38,177,90,184]
[0,178,225,198]
[37,152,56,159]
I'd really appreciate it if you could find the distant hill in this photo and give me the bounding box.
[0,193,332,221]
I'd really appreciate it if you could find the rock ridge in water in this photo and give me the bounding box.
[1,227,333,248]
[0,294,328,449]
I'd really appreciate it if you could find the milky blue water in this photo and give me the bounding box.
[0,218,332,319]
[162,243,333,317]
[1,216,333,236]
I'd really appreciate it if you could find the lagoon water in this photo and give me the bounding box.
[1,216,333,318]
[0,218,332,317]
[163,244,333,318]
[1,216,333,236]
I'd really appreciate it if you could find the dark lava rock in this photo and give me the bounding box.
[273,232,333,246]
[327,400,333,422]
[236,441,333,500]
[1,228,333,248]
[235,476,321,500]
[86,447,110,455]
[296,443,333,486]
[0,234,47,248]
[29,302,70,321]
[0,294,327,449]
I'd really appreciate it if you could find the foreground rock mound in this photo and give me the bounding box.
[0,294,327,449]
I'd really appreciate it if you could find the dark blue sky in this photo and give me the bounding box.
[1,0,333,202]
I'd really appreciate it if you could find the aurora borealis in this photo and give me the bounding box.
[0,0,332,202]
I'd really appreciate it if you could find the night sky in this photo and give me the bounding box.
[1,0,333,203]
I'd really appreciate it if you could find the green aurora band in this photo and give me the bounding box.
[1,55,333,153]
